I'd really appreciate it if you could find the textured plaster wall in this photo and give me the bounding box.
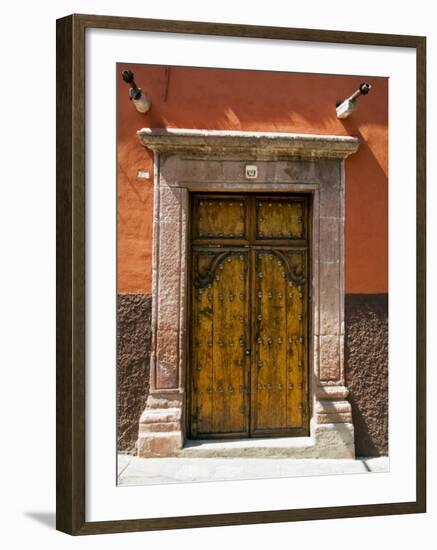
[117,65,388,295]
[345,294,389,456]
[117,294,152,453]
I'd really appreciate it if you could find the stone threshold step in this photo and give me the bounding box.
[179,436,317,458]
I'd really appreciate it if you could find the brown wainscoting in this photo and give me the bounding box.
[117,293,152,453]
[345,293,388,457]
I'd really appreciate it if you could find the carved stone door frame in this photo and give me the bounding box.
[136,129,360,458]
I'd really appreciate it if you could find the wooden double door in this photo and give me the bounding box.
[189,194,310,439]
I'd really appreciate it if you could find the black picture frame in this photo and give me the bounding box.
[56,13,426,535]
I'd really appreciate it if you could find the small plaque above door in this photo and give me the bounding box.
[193,196,248,240]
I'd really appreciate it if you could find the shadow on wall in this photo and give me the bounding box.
[118,65,388,134]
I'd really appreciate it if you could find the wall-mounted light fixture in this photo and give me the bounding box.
[336,82,372,119]
[121,69,151,114]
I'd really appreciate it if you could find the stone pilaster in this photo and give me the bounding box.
[137,155,188,456]
[312,161,354,455]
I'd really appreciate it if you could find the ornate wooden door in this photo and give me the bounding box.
[189,194,309,438]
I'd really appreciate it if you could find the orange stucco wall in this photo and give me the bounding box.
[117,64,388,295]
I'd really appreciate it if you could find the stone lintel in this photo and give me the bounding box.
[138,128,360,160]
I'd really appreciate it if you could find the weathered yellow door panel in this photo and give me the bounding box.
[190,194,309,439]
[255,197,306,240]
[252,250,307,433]
[193,196,248,240]
[253,250,288,430]
[190,250,250,437]
[284,251,308,429]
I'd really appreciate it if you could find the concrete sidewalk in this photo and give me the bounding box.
[117,454,389,487]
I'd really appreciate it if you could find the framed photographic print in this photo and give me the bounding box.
[56,13,426,535]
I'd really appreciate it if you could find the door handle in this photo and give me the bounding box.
[245,349,251,356]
